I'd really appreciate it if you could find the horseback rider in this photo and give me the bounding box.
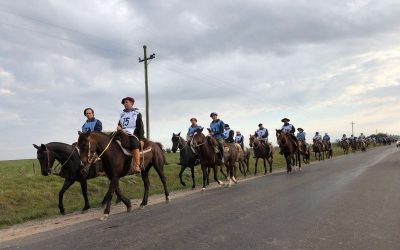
[341,134,348,141]
[358,133,366,141]
[281,118,297,142]
[209,112,225,163]
[187,118,202,141]
[223,124,235,143]
[296,128,306,142]
[254,123,269,145]
[313,132,322,142]
[117,97,145,174]
[349,134,355,141]
[235,131,244,149]
[82,108,102,132]
[322,133,331,143]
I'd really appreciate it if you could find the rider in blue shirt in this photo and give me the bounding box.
[82,108,102,132]
[209,112,225,163]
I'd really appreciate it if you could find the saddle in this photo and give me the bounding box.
[115,131,152,156]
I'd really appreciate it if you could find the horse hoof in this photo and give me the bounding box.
[191,186,195,190]
[127,206,132,213]
[100,214,109,221]
[81,209,89,214]
[165,199,170,204]
[201,188,206,191]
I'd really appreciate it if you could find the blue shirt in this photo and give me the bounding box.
[323,135,330,141]
[296,132,306,141]
[82,118,102,132]
[210,119,225,140]
[187,125,202,137]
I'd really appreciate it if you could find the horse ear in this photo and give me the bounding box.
[33,144,39,149]
[200,127,204,132]
[78,131,82,135]
[177,132,181,136]
[40,144,46,150]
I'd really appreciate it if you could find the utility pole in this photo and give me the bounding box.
[139,45,155,139]
[350,121,355,135]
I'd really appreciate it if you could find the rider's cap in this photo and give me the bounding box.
[190,118,197,122]
[281,118,290,122]
[297,128,304,131]
[258,123,263,127]
[236,131,241,133]
[224,124,230,128]
[316,132,319,134]
[121,96,135,104]
[210,112,218,117]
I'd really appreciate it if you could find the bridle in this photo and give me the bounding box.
[41,146,77,174]
[85,131,117,166]
[172,134,187,151]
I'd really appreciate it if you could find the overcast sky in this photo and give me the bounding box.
[1,0,399,160]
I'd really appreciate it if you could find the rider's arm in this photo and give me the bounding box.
[94,120,102,132]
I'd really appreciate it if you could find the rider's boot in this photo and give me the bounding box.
[130,149,141,174]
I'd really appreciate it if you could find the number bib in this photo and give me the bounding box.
[119,110,139,135]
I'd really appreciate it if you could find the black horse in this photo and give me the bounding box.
[171,132,198,189]
[33,142,103,215]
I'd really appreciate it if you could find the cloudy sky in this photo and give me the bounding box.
[1,0,399,160]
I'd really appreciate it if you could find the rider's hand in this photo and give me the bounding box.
[140,140,144,148]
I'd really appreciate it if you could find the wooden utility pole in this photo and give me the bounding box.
[139,45,155,139]
[350,121,355,135]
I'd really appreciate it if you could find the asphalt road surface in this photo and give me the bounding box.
[2,145,400,250]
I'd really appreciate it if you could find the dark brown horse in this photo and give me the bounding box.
[77,131,169,220]
[33,142,103,215]
[298,141,311,164]
[312,140,325,161]
[340,140,349,154]
[276,130,301,173]
[322,141,333,159]
[249,135,273,175]
[191,128,238,189]
[171,132,197,189]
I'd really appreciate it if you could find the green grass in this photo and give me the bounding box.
[0,144,373,229]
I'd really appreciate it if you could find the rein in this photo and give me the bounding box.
[44,146,78,175]
[87,131,117,165]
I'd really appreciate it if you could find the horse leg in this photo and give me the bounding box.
[115,183,132,212]
[219,165,228,180]
[268,155,273,173]
[101,189,112,207]
[79,180,90,212]
[58,179,75,215]
[179,165,187,187]
[201,165,207,190]
[154,164,170,203]
[254,158,259,176]
[102,177,118,220]
[263,158,267,175]
[190,165,196,189]
[140,167,151,208]
[213,165,223,185]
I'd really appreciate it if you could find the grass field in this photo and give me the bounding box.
[0,144,363,229]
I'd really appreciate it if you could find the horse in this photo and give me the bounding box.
[191,128,238,189]
[298,140,311,164]
[312,140,325,161]
[236,146,250,177]
[33,142,104,215]
[359,139,366,152]
[171,132,197,189]
[77,131,169,220]
[249,135,273,175]
[322,140,333,159]
[350,139,358,152]
[340,140,349,154]
[276,130,301,174]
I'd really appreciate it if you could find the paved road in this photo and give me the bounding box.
[3,146,400,250]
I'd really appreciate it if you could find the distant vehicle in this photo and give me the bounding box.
[396,140,400,148]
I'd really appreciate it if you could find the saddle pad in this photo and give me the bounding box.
[116,140,152,156]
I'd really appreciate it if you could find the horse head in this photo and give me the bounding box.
[77,131,98,167]
[249,135,258,147]
[33,143,55,176]
[191,128,206,149]
[171,132,182,153]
